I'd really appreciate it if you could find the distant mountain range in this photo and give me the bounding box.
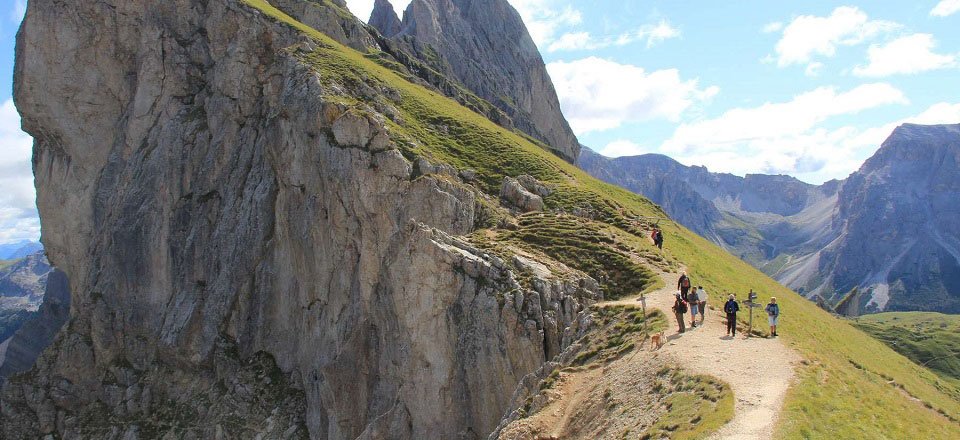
[0,240,43,260]
[579,123,960,314]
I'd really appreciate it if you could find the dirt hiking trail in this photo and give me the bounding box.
[602,269,802,439]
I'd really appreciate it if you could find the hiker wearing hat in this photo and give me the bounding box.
[672,292,687,333]
[723,294,739,337]
[766,297,780,337]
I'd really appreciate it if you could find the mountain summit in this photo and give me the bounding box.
[369,0,581,162]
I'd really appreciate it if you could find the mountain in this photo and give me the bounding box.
[368,0,581,162]
[0,251,51,307]
[4,0,959,438]
[579,124,960,315]
[0,241,43,260]
[0,269,70,381]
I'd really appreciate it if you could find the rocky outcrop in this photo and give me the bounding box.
[3,0,595,438]
[370,0,581,162]
[369,0,402,38]
[500,175,551,213]
[0,269,70,380]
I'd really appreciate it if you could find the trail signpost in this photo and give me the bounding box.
[744,290,760,338]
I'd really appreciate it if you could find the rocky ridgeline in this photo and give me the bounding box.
[369,0,581,162]
[3,0,599,438]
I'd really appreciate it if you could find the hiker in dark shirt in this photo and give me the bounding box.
[655,229,664,249]
[672,292,687,333]
[677,272,692,301]
[724,294,740,337]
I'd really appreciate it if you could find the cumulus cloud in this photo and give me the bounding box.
[548,20,680,52]
[853,34,957,77]
[598,140,646,157]
[508,0,582,48]
[931,0,960,17]
[0,99,40,244]
[658,83,909,183]
[772,6,899,69]
[762,22,783,34]
[547,57,717,134]
[343,0,412,22]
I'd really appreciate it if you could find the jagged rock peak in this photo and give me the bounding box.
[374,0,581,162]
[370,0,403,37]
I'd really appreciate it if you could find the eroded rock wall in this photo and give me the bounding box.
[3,0,594,438]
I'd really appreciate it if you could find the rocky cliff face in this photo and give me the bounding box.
[370,0,581,162]
[2,0,597,438]
[791,124,960,313]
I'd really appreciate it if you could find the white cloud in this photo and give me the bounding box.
[598,140,646,157]
[853,33,957,77]
[762,22,783,34]
[931,0,960,17]
[547,57,718,134]
[805,61,824,77]
[0,98,40,245]
[508,0,582,48]
[343,0,412,22]
[548,20,680,52]
[658,84,909,183]
[773,6,899,68]
[10,0,26,22]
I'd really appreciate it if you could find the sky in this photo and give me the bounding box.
[0,0,959,244]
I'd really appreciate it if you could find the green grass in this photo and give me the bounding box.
[238,2,960,437]
[571,306,666,366]
[641,367,734,440]
[854,312,960,386]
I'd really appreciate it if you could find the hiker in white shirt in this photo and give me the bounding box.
[696,286,707,325]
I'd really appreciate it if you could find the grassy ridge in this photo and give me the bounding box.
[854,312,960,384]
[240,1,960,437]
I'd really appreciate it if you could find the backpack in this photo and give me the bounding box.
[656,231,663,242]
[675,299,687,314]
[681,276,690,288]
[724,300,737,314]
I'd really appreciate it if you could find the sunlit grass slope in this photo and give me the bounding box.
[855,312,960,385]
[241,1,960,437]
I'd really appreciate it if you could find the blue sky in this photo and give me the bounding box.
[1,0,959,244]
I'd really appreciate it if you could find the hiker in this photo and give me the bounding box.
[766,297,780,337]
[672,292,687,333]
[655,229,664,250]
[689,293,699,328]
[677,272,691,301]
[724,294,740,337]
[696,286,707,325]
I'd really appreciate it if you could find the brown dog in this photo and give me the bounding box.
[649,331,665,350]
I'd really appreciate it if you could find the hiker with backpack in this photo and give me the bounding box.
[689,291,700,328]
[651,227,664,249]
[672,292,687,333]
[677,272,692,301]
[696,286,707,325]
[766,297,780,337]
[724,294,740,337]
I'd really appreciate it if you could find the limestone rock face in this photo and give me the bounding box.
[4,0,595,438]
[370,0,403,38]
[501,177,544,213]
[371,0,581,162]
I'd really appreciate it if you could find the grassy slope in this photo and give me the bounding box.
[241,1,960,437]
[854,312,960,384]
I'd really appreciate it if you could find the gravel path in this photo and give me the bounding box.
[602,269,802,439]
